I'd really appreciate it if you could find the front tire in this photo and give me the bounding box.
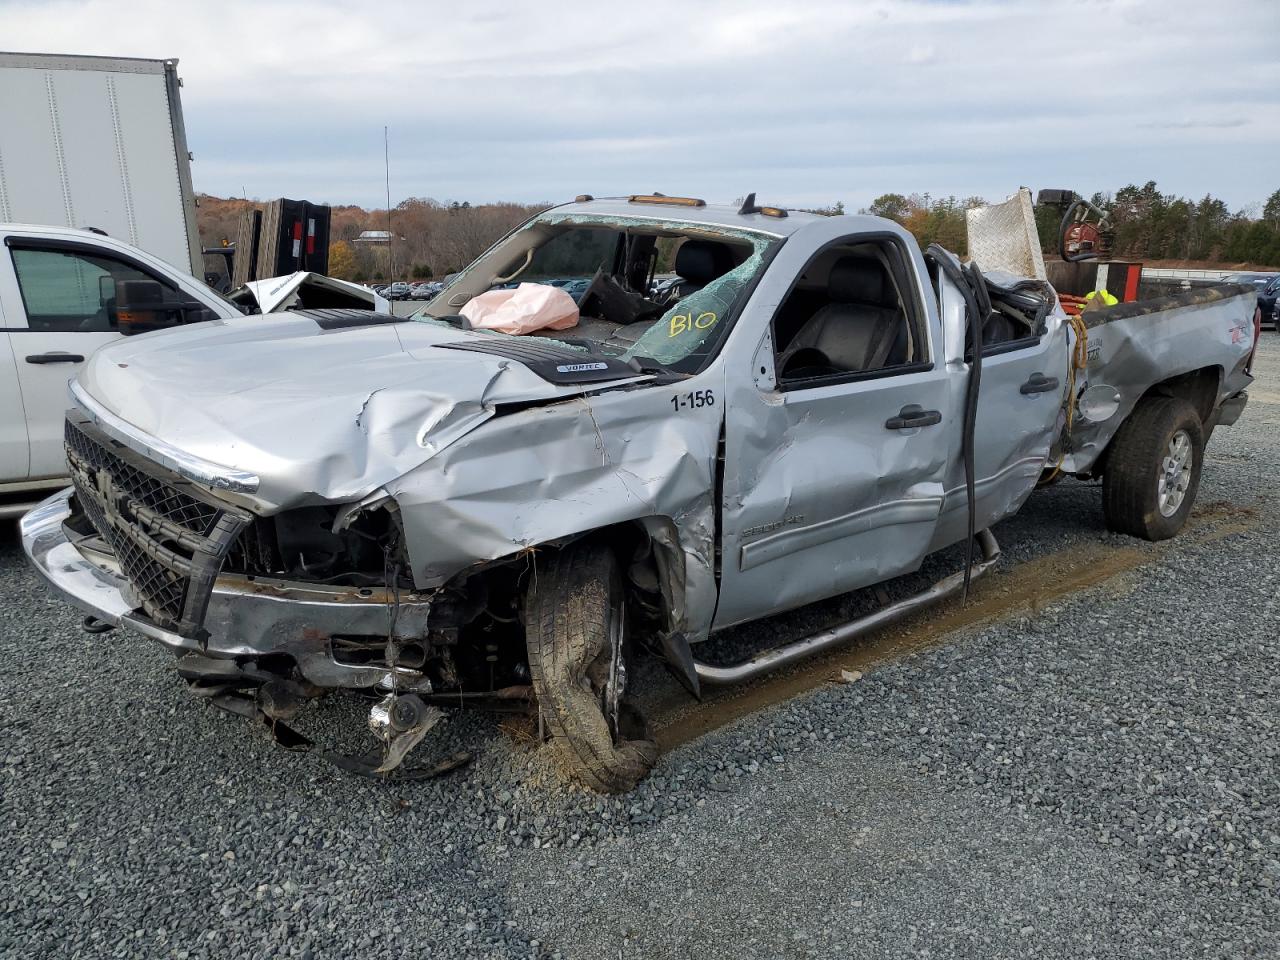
[525,543,658,793]
[1102,396,1204,541]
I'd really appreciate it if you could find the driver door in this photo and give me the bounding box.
[713,226,952,629]
[1,241,142,478]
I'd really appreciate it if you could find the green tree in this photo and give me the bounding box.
[1263,189,1280,226]
[864,193,911,222]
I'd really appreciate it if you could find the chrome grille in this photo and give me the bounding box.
[64,412,250,637]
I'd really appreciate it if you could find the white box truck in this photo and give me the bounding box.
[0,52,218,516]
[0,52,201,274]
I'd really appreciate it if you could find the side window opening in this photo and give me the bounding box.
[967,278,1051,358]
[772,238,926,385]
[10,247,178,333]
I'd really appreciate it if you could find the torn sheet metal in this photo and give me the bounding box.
[390,374,722,635]
[1060,284,1256,474]
[926,267,1068,552]
[230,271,390,314]
[75,312,647,512]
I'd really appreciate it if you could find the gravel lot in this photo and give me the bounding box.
[3,338,1279,958]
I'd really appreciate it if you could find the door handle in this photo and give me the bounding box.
[25,352,85,365]
[885,404,942,430]
[1020,372,1060,395]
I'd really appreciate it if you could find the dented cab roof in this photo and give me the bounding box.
[542,197,823,238]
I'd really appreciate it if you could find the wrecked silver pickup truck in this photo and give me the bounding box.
[22,194,1257,791]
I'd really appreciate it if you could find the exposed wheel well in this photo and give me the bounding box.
[1141,366,1221,425]
[440,517,684,645]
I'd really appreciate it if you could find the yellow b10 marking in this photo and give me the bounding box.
[668,311,718,337]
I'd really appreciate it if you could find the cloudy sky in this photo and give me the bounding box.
[3,0,1278,212]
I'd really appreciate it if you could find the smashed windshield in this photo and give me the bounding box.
[418,215,778,375]
[623,243,769,369]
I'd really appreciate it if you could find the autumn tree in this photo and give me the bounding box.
[327,240,357,280]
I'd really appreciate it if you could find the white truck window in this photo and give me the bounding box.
[10,247,168,333]
[772,239,925,385]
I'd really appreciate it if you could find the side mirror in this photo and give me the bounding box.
[115,279,184,335]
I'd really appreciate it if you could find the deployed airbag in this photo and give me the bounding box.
[461,283,579,335]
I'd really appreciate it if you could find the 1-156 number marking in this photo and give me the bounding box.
[671,389,715,412]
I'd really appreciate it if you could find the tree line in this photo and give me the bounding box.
[863,183,1280,267]
[197,182,1280,286]
[328,197,545,282]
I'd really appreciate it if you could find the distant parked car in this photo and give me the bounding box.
[1222,273,1280,331]
[385,282,413,300]
[1221,272,1275,286]
[409,282,435,300]
[1257,275,1280,329]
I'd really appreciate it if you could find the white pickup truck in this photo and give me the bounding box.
[0,223,243,517]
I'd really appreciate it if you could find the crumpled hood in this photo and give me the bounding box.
[77,313,618,511]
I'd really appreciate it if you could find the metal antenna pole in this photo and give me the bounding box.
[384,125,393,281]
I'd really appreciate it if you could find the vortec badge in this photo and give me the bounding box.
[555,362,609,373]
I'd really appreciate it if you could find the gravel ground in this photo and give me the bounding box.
[3,339,1280,958]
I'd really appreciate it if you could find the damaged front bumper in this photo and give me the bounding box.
[20,488,435,690]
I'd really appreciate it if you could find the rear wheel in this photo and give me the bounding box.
[525,542,658,793]
[1102,396,1204,541]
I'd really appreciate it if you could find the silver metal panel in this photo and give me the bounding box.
[0,53,168,75]
[1062,289,1256,473]
[389,374,723,637]
[713,215,952,629]
[70,380,260,494]
[965,188,1047,281]
[926,271,1069,552]
[739,496,943,572]
[162,60,202,276]
[0,54,194,272]
[0,68,65,225]
[74,313,650,514]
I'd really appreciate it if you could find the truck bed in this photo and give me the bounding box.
[1062,283,1256,474]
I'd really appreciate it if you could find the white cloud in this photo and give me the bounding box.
[2,0,1277,209]
[905,44,937,65]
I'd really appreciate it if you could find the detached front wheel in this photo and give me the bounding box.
[1102,396,1204,541]
[525,543,658,793]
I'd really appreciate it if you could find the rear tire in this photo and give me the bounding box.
[525,543,658,793]
[1102,396,1203,541]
